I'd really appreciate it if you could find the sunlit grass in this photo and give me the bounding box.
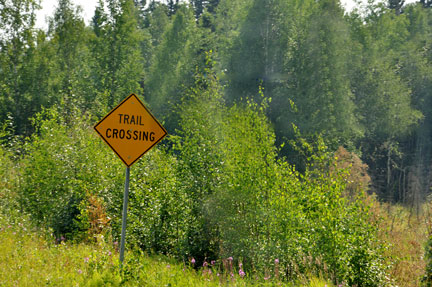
[0,218,334,286]
[370,201,429,286]
[2,197,429,286]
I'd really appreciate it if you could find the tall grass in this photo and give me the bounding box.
[370,201,429,286]
[0,216,335,286]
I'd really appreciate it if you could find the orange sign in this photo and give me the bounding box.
[94,94,167,167]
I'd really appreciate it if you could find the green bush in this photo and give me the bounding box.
[0,142,15,214]
[171,57,227,263]
[15,104,194,257]
[18,107,124,239]
[423,233,432,286]
[127,148,191,257]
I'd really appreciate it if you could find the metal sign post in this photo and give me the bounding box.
[94,93,167,271]
[119,166,130,268]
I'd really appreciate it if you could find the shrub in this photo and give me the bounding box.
[333,146,371,197]
[171,56,226,263]
[18,107,124,239]
[126,148,190,257]
[0,118,21,219]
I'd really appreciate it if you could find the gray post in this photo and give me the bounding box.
[119,166,130,268]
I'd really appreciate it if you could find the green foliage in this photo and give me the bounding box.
[170,62,389,285]
[216,112,387,285]
[0,0,40,135]
[346,4,424,203]
[0,216,146,286]
[424,234,432,286]
[18,107,124,239]
[0,120,20,218]
[90,0,146,109]
[0,62,390,286]
[47,0,97,114]
[3,0,432,285]
[127,149,190,257]
[145,4,201,131]
[171,53,226,261]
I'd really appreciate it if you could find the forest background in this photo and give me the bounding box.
[1,0,432,286]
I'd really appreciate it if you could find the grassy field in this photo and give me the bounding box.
[1,202,430,286]
[0,217,335,287]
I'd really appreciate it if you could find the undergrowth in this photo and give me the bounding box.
[0,216,334,286]
[372,202,429,286]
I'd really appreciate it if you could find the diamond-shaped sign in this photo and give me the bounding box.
[94,94,167,167]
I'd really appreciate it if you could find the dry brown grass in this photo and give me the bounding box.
[333,146,429,286]
[370,201,428,286]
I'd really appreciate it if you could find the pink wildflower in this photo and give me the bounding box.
[239,269,245,278]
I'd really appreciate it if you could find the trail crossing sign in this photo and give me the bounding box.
[94,94,167,167]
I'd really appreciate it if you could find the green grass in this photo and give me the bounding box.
[3,198,430,286]
[0,220,117,286]
[0,218,334,287]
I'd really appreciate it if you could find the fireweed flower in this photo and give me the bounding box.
[203,261,208,267]
[275,258,279,264]
[211,260,215,266]
[191,258,196,264]
[239,269,245,278]
[84,257,89,263]
[228,257,233,261]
